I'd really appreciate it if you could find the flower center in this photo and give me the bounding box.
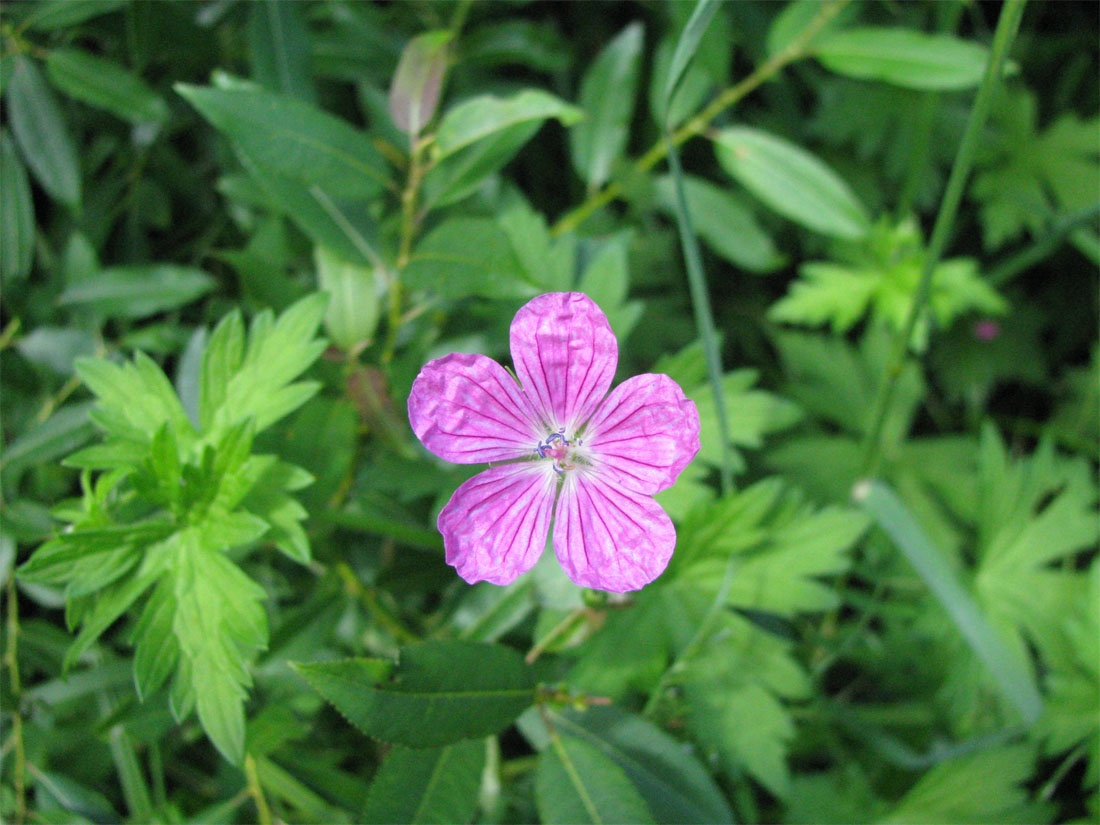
[535,429,583,475]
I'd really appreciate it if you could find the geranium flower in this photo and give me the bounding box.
[408,292,700,592]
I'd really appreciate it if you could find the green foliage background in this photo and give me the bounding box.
[1,1,1097,823]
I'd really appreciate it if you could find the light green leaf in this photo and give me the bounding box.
[362,741,486,825]
[0,130,34,281]
[713,127,870,239]
[435,89,582,158]
[536,735,654,825]
[21,0,127,31]
[6,56,81,207]
[314,246,380,350]
[45,49,168,124]
[422,121,542,208]
[403,218,537,300]
[661,0,719,116]
[654,174,783,273]
[766,0,851,56]
[76,351,195,444]
[541,705,734,824]
[176,81,389,198]
[816,28,989,91]
[293,641,536,747]
[570,22,644,189]
[248,0,315,103]
[58,264,216,319]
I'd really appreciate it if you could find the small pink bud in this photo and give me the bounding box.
[974,319,1001,341]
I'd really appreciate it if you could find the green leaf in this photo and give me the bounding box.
[653,174,783,273]
[766,0,851,56]
[389,31,451,138]
[536,735,654,825]
[5,56,81,207]
[0,402,94,481]
[713,127,870,239]
[541,705,734,824]
[570,22,644,189]
[434,89,582,158]
[422,120,543,208]
[45,49,168,125]
[58,264,216,319]
[314,246,381,350]
[816,28,989,91]
[76,351,194,444]
[248,0,315,103]
[176,81,389,198]
[362,741,486,825]
[660,0,719,117]
[403,218,537,300]
[0,130,34,281]
[293,641,537,747]
[21,0,127,31]
[880,745,1050,824]
[855,478,1043,724]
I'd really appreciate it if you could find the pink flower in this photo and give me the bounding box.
[408,292,701,593]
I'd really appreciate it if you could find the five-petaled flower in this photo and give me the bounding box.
[408,292,701,592]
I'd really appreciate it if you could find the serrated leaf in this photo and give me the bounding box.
[6,55,81,207]
[294,641,537,747]
[570,22,644,189]
[362,741,485,825]
[58,264,216,320]
[77,352,195,445]
[713,127,870,239]
[45,49,168,124]
[536,735,654,825]
[816,28,989,91]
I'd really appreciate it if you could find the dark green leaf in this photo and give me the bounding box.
[6,56,81,207]
[58,264,216,319]
[403,218,537,300]
[248,0,315,102]
[543,706,734,824]
[21,0,127,31]
[176,81,389,198]
[536,735,654,825]
[45,49,168,124]
[362,741,486,825]
[293,641,537,747]
[0,130,34,281]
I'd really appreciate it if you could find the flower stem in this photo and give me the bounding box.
[244,754,273,825]
[550,0,851,238]
[525,606,587,664]
[859,0,1027,477]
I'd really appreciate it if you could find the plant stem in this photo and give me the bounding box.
[334,561,420,644]
[550,0,851,237]
[525,606,587,664]
[859,0,1027,477]
[987,201,1100,286]
[244,754,273,825]
[5,578,26,825]
[667,138,734,494]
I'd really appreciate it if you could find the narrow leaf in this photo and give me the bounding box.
[434,89,582,158]
[248,0,316,102]
[816,28,989,91]
[45,49,168,124]
[58,264,216,320]
[855,479,1043,724]
[0,130,34,281]
[389,31,451,138]
[6,56,81,207]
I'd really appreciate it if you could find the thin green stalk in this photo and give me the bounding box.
[5,578,25,825]
[667,140,733,494]
[244,753,273,825]
[643,551,737,718]
[988,201,1100,286]
[525,607,587,664]
[551,0,851,237]
[860,0,1028,477]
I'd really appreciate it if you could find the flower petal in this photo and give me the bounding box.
[509,292,618,432]
[552,471,675,593]
[408,352,543,463]
[439,463,557,586]
[583,373,701,495]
